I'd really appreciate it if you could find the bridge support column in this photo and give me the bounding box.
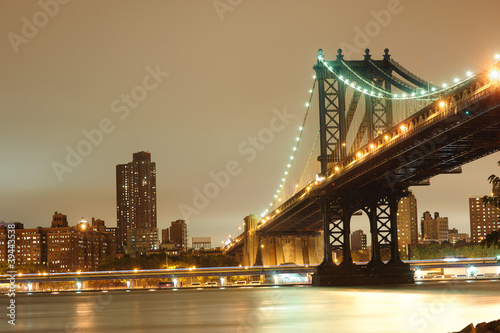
[367,200,383,267]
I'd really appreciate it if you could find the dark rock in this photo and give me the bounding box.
[485,320,500,330]
[476,322,491,333]
[455,323,476,333]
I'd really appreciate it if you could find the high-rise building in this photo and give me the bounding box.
[421,211,449,243]
[351,230,367,251]
[169,219,188,251]
[397,193,418,252]
[469,185,500,243]
[116,151,158,254]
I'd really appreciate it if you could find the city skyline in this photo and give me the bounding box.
[2,1,500,245]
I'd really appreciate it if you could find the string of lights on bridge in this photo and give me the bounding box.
[259,80,317,218]
[256,51,500,224]
[316,52,500,101]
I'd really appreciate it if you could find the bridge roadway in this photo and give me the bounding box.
[2,258,497,284]
[257,77,500,233]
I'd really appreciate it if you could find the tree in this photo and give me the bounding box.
[481,160,500,249]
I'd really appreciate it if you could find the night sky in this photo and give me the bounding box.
[2,0,500,246]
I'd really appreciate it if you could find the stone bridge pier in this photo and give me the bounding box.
[242,214,323,267]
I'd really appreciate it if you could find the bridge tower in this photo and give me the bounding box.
[313,49,415,286]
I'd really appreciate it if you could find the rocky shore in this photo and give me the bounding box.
[454,319,500,333]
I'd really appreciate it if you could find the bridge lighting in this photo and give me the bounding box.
[420,91,425,95]
[442,83,448,88]
[305,102,310,107]
[312,75,316,79]
[308,90,312,94]
[339,75,344,80]
[307,186,310,191]
[357,152,362,158]
[378,93,382,97]
[290,156,294,160]
[411,93,416,97]
[369,144,375,150]
[345,79,349,83]
[454,78,459,83]
[342,143,346,146]
[439,101,446,108]
[293,147,296,151]
[393,94,398,98]
[295,184,299,188]
[299,126,303,131]
[489,69,500,80]
[134,268,138,272]
[274,195,278,198]
[384,135,389,140]
[287,164,291,168]
[363,89,368,93]
[276,209,280,213]
[269,203,273,206]
[285,171,288,175]
[282,178,285,182]
[466,71,473,77]
[431,87,436,92]
[296,137,300,141]
[335,166,339,171]
[400,125,407,131]
[402,94,407,98]
[495,54,500,60]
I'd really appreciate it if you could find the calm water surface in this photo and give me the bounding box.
[4,280,500,333]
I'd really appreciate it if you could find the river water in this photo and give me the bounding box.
[3,280,500,333]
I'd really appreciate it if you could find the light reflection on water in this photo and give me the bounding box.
[5,280,500,333]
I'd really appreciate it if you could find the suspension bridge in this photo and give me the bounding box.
[225,48,500,286]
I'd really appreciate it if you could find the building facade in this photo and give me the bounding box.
[448,228,470,244]
[116,151,158,254]
[0,213,116,273]
[396,193,418,253]
[351,230,367,251]
[192,237,211,250]
[169,220,188,251]
[469,186,500,243]
[421,211,449,244]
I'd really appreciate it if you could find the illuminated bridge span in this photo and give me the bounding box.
[225,48,500,286]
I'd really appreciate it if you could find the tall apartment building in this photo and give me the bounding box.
[397,193,418,252]
[469,185,500,242]
[116,151,159,254]
[351,230,367,251]
[421,211,449,243]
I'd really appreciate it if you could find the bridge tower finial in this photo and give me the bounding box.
[336,49,344,60]
[364,49,371,60]
[384,48,391,61]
